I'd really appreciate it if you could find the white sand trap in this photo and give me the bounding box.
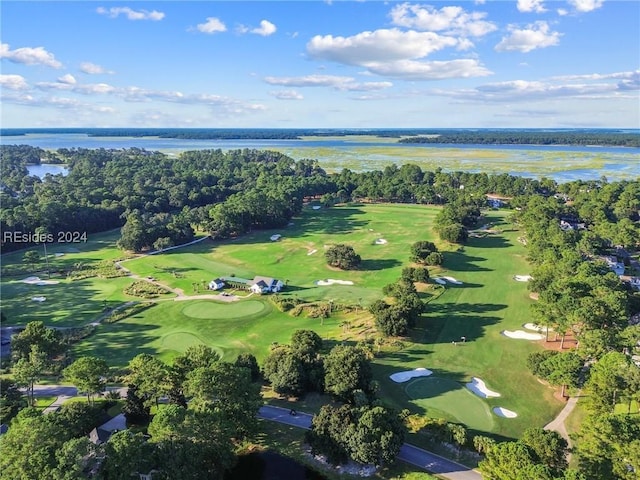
[270,234,281,241]
[307,249,318,256]
[312,206,321,210]
[54,253,65,257]
[21,276,59,286]
[466,377,501,398]
[374,238,388,245]
[441,276,463,285]
[514,275,532,282]
[31,296,46,302]
[434,278,447,285]
[390,368,433,383]
[523,323,552,333]
[316,279,354,286]
[502,330,545,340]
[493,407,518,418]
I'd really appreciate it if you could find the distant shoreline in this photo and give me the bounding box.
[1,127,639,147]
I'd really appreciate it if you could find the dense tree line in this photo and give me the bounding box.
[399,131,640,147]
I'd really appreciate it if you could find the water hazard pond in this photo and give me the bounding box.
[225,451,328,480]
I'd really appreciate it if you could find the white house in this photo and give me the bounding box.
[208,278,225,291]
[249,276,284,294]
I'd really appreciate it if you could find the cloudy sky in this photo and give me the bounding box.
[1,1,638,128]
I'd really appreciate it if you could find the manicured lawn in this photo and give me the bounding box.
[405,377,494,432]
[72,298,345,366]
[3,203,563,440]
[374,211,563,439]
[124,203,441,305]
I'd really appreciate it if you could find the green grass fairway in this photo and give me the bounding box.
[181,300,267,319]
[405,377,494,432]
[72,298,345,366]
[124,203,440,305]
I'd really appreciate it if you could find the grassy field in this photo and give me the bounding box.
[3,203,562,440]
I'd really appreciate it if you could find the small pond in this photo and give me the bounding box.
[225,451,327,480]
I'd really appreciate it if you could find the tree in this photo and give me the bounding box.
[410,241,438,264]
[11,321,63,362]
[437,223,468,244]
[13,345,47,406]
[520,427,568,475]
[542,352,582,398]
[184,362,262,439]
[50,437,96,480]
[234,352,260,382]
[102,430,156,480]
[262,347,307,397]
[585,351,634,414]
[23,250,41,268]
[480,441,549,480]
[325,244,361,270]
[122,383,150,425]
[324,345,373,401]
[62,356,109,404]
[125,354,169,408]
[0,378,26,424]
[345,406,406,466]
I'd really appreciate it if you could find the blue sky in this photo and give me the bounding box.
[1,1,638,128]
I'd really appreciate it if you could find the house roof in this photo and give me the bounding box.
[251,276,278,287]
[89,427,111,444]
[221,276,252,284]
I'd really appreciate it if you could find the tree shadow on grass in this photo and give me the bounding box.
[418,302,506,345]
[442,252,492,273]
[468,235,513,249]
[359,258,402,271]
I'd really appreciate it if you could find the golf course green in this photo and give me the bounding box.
[1,203,563,438]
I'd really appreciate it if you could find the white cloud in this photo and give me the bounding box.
[57,74,77,85]
[307,29,461,65]
[264,74,393,91]
[567,0,604,13]
[270,90,304,100]
[194,17,227,34]
[251,20,277,36]
[431,73,637,103]
[0,74,29,90]
[517,0,547,13]
[495,22,562,53]
[80,62,113,75]
[0,43,62,68]
[96,6,164,21]
[389,3,497,37]
[550,70,639,81]
[366,59,492,80]
[557,8,569,15]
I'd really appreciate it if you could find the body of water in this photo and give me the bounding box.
[26,164,69,178]
[225,451,327,480]
[5,133,639,183]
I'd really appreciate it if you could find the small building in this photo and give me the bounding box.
[89,427,112,445]
[249,276,284,294]
[208,278,225,291]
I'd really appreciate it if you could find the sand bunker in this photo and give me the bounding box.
[523,323,552,333]
[502,330,545,340]
[312,206,321,210]
[493,407,518,418]
[374,238,388,245]
[270,234,281,241]
[441,276,462,284]
[21,276,59,286]
[390,368,433,383]
[307,249,318,256]
[316,279,354,286]
[434,276,463,285]
[466,377,501,398]
[54,253,65,257]
[31,296,46,302]
[514,275,532,282]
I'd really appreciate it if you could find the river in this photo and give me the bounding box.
[6,133,639,183]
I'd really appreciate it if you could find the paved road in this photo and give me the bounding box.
[258,405,482,480]
[29,390,481,480]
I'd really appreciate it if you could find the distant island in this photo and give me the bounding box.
[2,128,639,147]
